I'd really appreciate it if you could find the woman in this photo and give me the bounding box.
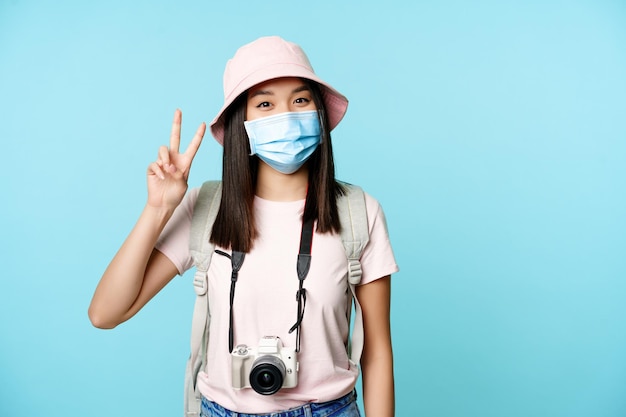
[89,36,398,417]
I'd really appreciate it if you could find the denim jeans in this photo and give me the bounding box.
[200,391,361,417]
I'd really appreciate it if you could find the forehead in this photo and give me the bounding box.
[247,77,308,95]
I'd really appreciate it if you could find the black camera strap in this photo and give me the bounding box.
[216,204,315,354]
[289,215,315,352]
[215,249,246,353]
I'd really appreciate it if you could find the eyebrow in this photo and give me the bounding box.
[248,84,311,99]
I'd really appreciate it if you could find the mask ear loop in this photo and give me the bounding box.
[316,109,326,144]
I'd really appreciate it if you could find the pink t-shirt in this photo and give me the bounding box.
[156,187,398,413]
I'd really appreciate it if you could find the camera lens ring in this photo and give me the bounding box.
[249,355,286,395]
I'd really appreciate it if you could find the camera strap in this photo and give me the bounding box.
[289,215,315,352]
[216,204,315,354]
[215,249,246,353]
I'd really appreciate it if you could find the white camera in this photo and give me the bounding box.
[231,336,299,395]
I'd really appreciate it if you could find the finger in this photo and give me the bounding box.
[158,145,171,166]
[150,159,180,181]
[148,162,165,180]
[183,122,206,162]
[169,109,182,153]
[165,160,184,180]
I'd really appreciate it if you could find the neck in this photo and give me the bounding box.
[256,161,309,201]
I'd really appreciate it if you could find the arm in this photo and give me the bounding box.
[87,209,179,328]
[357,275,394,417]
[88,110,205,329]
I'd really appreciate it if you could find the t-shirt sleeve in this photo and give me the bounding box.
[154,187,200,275]
[358,192,399,285]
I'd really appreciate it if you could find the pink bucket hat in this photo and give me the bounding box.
[210,36,349,144]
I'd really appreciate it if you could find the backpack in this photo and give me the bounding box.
[183,180,369,416]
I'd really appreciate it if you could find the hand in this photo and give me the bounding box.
[146,109,206,210]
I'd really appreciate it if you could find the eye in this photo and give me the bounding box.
[294,97,310,104]
[256,101,271,108]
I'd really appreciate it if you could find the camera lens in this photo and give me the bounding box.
[249,355,286,395]
[258,371,274,387]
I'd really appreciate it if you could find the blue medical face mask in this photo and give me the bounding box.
[244,110,321,174]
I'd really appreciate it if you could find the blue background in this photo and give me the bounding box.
[1,1,625,416]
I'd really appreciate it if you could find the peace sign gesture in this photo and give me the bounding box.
[147,109,206,210]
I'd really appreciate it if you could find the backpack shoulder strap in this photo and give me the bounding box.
[190,180,222,281]
[336,182,369,365]
[185,180,222,417]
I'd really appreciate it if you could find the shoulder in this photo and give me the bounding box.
[154,187,202,275]
[180,186,201,215]
[338,183,398,284]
